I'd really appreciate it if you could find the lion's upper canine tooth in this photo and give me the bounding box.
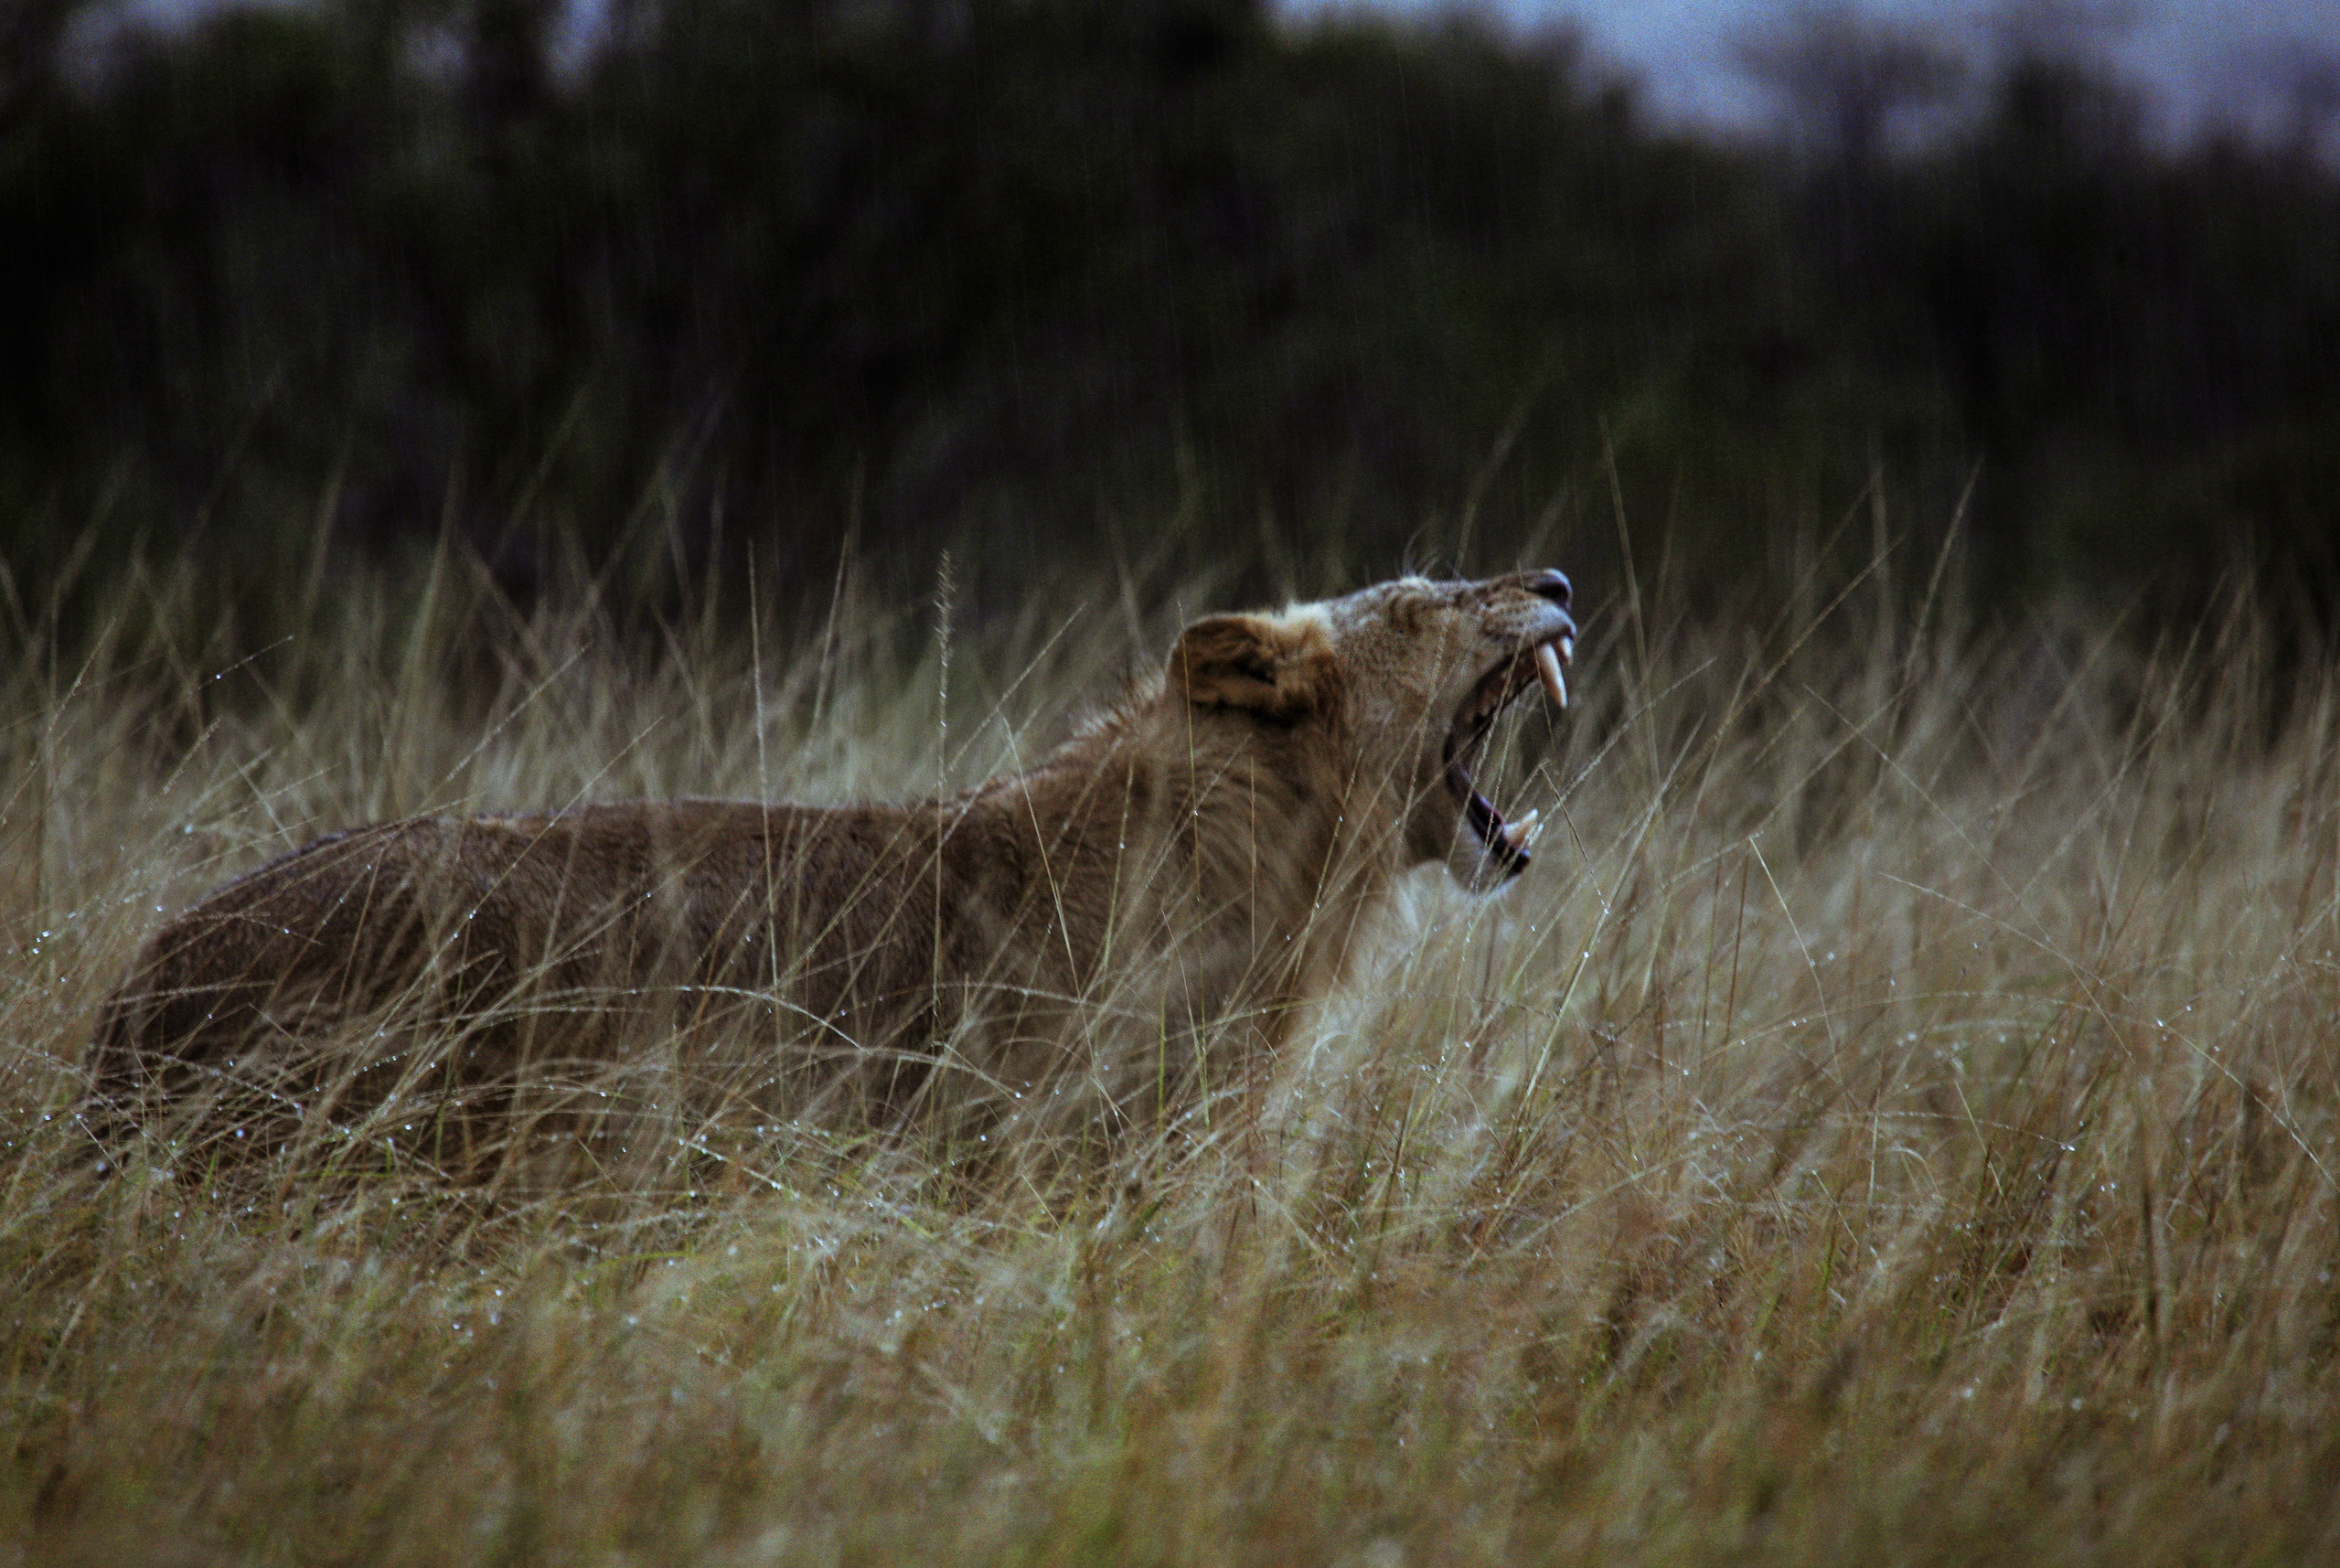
[1534,642,1568,709]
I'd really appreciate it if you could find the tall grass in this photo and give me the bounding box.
[5,539,2339,1563]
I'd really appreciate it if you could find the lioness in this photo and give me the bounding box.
[91,571,1575,1162]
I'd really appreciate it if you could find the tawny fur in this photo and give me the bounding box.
[91,571,1574,1153]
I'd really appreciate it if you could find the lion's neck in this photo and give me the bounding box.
[959,707,1401,1013]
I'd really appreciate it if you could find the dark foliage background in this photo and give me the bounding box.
[4,0,2335,625]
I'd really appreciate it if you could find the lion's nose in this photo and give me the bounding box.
[1526,569,1572,609]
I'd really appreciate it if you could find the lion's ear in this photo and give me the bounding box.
[1169,613,1338,722]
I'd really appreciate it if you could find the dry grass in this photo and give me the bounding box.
[6,541,2340,1564]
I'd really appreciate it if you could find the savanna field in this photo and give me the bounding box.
[6,535,2340,1565]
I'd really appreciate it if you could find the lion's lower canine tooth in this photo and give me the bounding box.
[1535,643,1568,709]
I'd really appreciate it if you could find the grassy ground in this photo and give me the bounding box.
[5,542,2339,1564]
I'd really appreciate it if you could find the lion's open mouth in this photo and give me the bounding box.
[1444,630,1574,878]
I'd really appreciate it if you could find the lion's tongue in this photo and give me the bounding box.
[1534,643,1568,709]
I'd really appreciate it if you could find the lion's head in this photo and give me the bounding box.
[1166,569,1576,890]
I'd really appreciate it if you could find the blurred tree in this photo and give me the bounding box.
[2271,43,2340,164]
[0,0,2333,630]
[1,0,77,116]
[1734,2,1966,166]
[467,0,560,125]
